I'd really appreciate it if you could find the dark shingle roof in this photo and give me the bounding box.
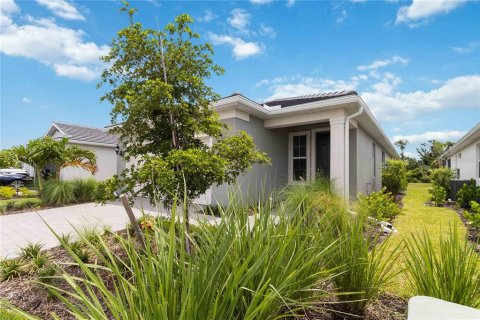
[263,90,358,108]
[53,122,118,145]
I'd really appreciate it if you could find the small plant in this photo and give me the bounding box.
[0,186,16,200]
[19,187,31,197]
[329,217,399,314]
[405,226,480,308]
[41,180,76,206]
[428,185,447,206]
[457,179,480,208]
[382,159,408,195]
[464,201,480,228]
[31,253,49,270]
[36,264,58,284]
[80,227,102,246]
[430,167,455,195]
[0,259,24,281]
[60,233,73,245]
[356,188,401,221]
[72,179,98,202]
[19,242,44,260]
[138,215,156,232]
[69,242,90,263]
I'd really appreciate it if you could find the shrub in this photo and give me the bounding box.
[405,226,480,308]
[31,253,49,270]
[408,165,431,183]
[19,242,44,260]
[356,188,401,221]
[41,180,76,206]
[428,185,447,206]
[69,242,90,263]
[36,264,58,285]
[464,201,480,228]
[72,179,98,202]
[44,194,344,319]
[430,167,455,195]
[329,216,398,314]
[382,159,408,195]
[19,187,31,197]
[0,186,16,200]
[456,179,480,208]
[0,198,43,213]
[0,259,24,281]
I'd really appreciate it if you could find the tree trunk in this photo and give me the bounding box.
[36,168,43,191]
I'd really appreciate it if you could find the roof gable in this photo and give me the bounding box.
[263,90,358,108]
[47,122,118,146]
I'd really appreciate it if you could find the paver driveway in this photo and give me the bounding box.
[0,200,220,259]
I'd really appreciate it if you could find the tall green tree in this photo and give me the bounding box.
[0,149,21,168]
[394,139,408,160]
[417,140,453,168]
[99,4,269,236]
[12,137,97,190]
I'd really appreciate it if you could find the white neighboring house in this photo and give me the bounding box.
[442,122,480,185]
[46,122,123,181]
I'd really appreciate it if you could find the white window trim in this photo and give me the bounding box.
[288,131,311,184]
[311,128,330,181]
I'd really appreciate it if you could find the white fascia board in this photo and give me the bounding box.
[45,122,68,137]
[442,122,480,158]
[67,140,116,148]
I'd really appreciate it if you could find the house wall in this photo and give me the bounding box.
[447,140,480,184]
[210,116,289,206]
[60,144,119,181]
[355,125,385,195]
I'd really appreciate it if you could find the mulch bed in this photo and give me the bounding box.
[1,229,408,320]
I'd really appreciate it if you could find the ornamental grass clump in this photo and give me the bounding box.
[405,225,480,308]
[40,194,341,319]
[329,215,399,314]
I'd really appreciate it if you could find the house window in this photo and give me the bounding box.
[289,132,310,183]
[458,153,462,159]
[456,169,460,179]
[381,151,386,164]
[447,159,451,168]
[372,143,376,177]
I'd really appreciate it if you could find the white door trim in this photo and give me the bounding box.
[288,131,311,184]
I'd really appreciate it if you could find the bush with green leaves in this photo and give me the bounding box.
[329,216,399,314]
[356,188,401,221]
[0,198,43,213]
[0,259,24,282]
[428,185,447,206]
[408,165,430,183]
[72,179,98,202]
[41,180,76,206]
[405,226,480,308]
[0,187,16,200]
[18,242,44,260]
[430,167,455,196]
[18,187,31,197]
[464,201,480,228]
[382,159,408,195]
[456,179,480,208]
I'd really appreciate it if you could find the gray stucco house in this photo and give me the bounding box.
[205,90,398,206]
[45,90,397,205]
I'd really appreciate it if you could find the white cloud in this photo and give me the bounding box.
[263,76,360,101]
[0,0,19,27]
[228,8,250,30]
[259,23,276,38]
[286,0,295,7]
[337,10,347,24]
[357,55,409,71]
[363,75,480,122]
[393,130,467,144]
[450,41,480,54]
[198,9,216,23]
[36,0,85,21]
[21,97,31,104]
[396,0,467,26]
[209,33,263,60]
[250,0,273,4]
[0,6,109,81]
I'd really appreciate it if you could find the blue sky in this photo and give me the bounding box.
[1,0,479,157]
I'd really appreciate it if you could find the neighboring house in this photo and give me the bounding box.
[45,122,123,181]
[45,90,397,205]
[442,122,480,184]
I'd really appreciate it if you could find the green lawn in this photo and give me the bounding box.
[384,183,466,297]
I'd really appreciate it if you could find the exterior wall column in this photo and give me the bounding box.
[330,117,346,196]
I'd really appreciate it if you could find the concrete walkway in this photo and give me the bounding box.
[0,200,221,259]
